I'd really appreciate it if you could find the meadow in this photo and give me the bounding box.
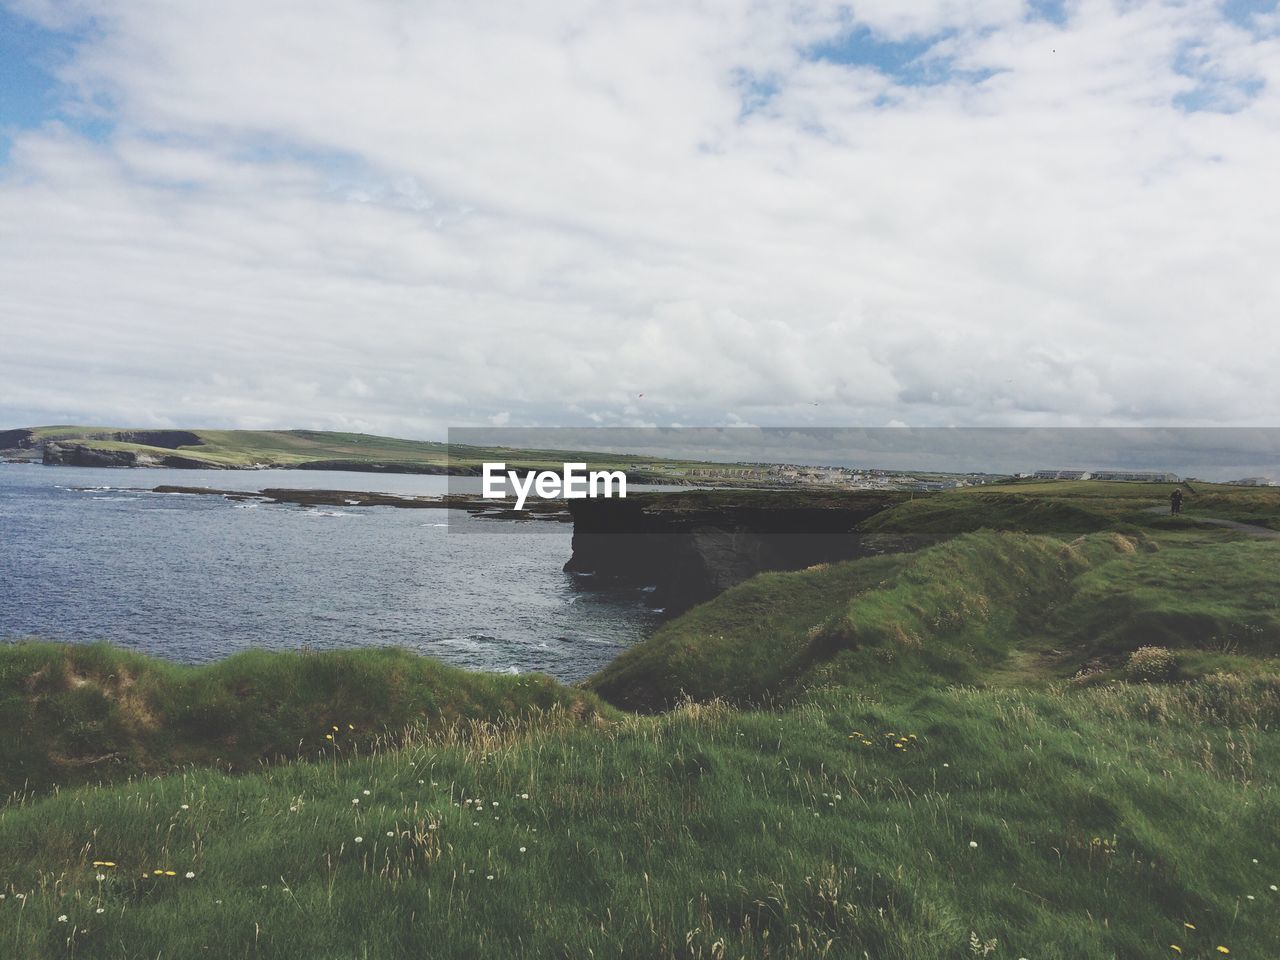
[3,426,735,481]
[3,480,1279,958]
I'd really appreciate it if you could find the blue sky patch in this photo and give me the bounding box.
[0,9,67,128]
[1220,0,1278,34]
[1026,0,1069,25]
[805,24,1000,89]
[807,26,948,84]
[733,67,782,119]
[1173,35,1266,113]
[1173,75,1265,113]
[0,8,111,160]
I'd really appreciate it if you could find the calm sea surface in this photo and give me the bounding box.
[0,464,660,681]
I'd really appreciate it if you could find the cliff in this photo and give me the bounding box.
[563,490,912,613]
[41,441,226,469]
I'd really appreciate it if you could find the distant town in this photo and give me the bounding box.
[1026,469,1275,486]
[641,463,1277,491]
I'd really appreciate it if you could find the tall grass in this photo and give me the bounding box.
[0,643,611,795]
[2,681,1277,959]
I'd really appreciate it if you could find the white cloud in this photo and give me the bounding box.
[1,0,1278,433]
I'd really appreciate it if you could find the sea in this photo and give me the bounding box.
[0,463,662,682]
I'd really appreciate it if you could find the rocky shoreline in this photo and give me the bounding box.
[142,485,573,519]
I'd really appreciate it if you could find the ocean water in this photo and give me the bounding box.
[0,464,660,681]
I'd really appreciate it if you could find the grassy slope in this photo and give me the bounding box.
[4,482,1280,957]
[14,426,730,476]
[13,427,450,468]
[0,644,611,796]
[1,680,1278,959]
[590,490,1280,712]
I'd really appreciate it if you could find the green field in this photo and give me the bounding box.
[1,426,769,481]
[3,482,1280,958]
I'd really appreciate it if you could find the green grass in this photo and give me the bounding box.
[0,644,611,796]
[856,482,1212,536]
[1180,487,1280,531]
[1050,536,1280,665]
[10,426,748,479]
[588,553,912,711]
[2,680,1278,959]
[590,524,1280,711]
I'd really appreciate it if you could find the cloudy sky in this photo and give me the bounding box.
[1,0,1277,436]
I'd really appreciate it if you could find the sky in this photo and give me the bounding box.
[1,0,1278,438]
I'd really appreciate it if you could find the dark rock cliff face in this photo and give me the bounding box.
[0,428,35,450]
[5,430,207,465]
[564,491,911,614]
[42,443,136,467]
[41,443,225,469]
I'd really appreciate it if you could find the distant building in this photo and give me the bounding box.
[1226,477,1275,486]
[1032,469,1091,480]
[1090,471,1180,482]
[1032,469,1179,482]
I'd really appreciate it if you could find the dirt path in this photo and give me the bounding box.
[1145,505,1280,539]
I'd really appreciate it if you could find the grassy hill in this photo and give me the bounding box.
[587,528,1280,711]
[0,426,711,479]
[3,481,1280,958]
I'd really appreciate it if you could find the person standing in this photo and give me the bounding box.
[1171,487,1184,515]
